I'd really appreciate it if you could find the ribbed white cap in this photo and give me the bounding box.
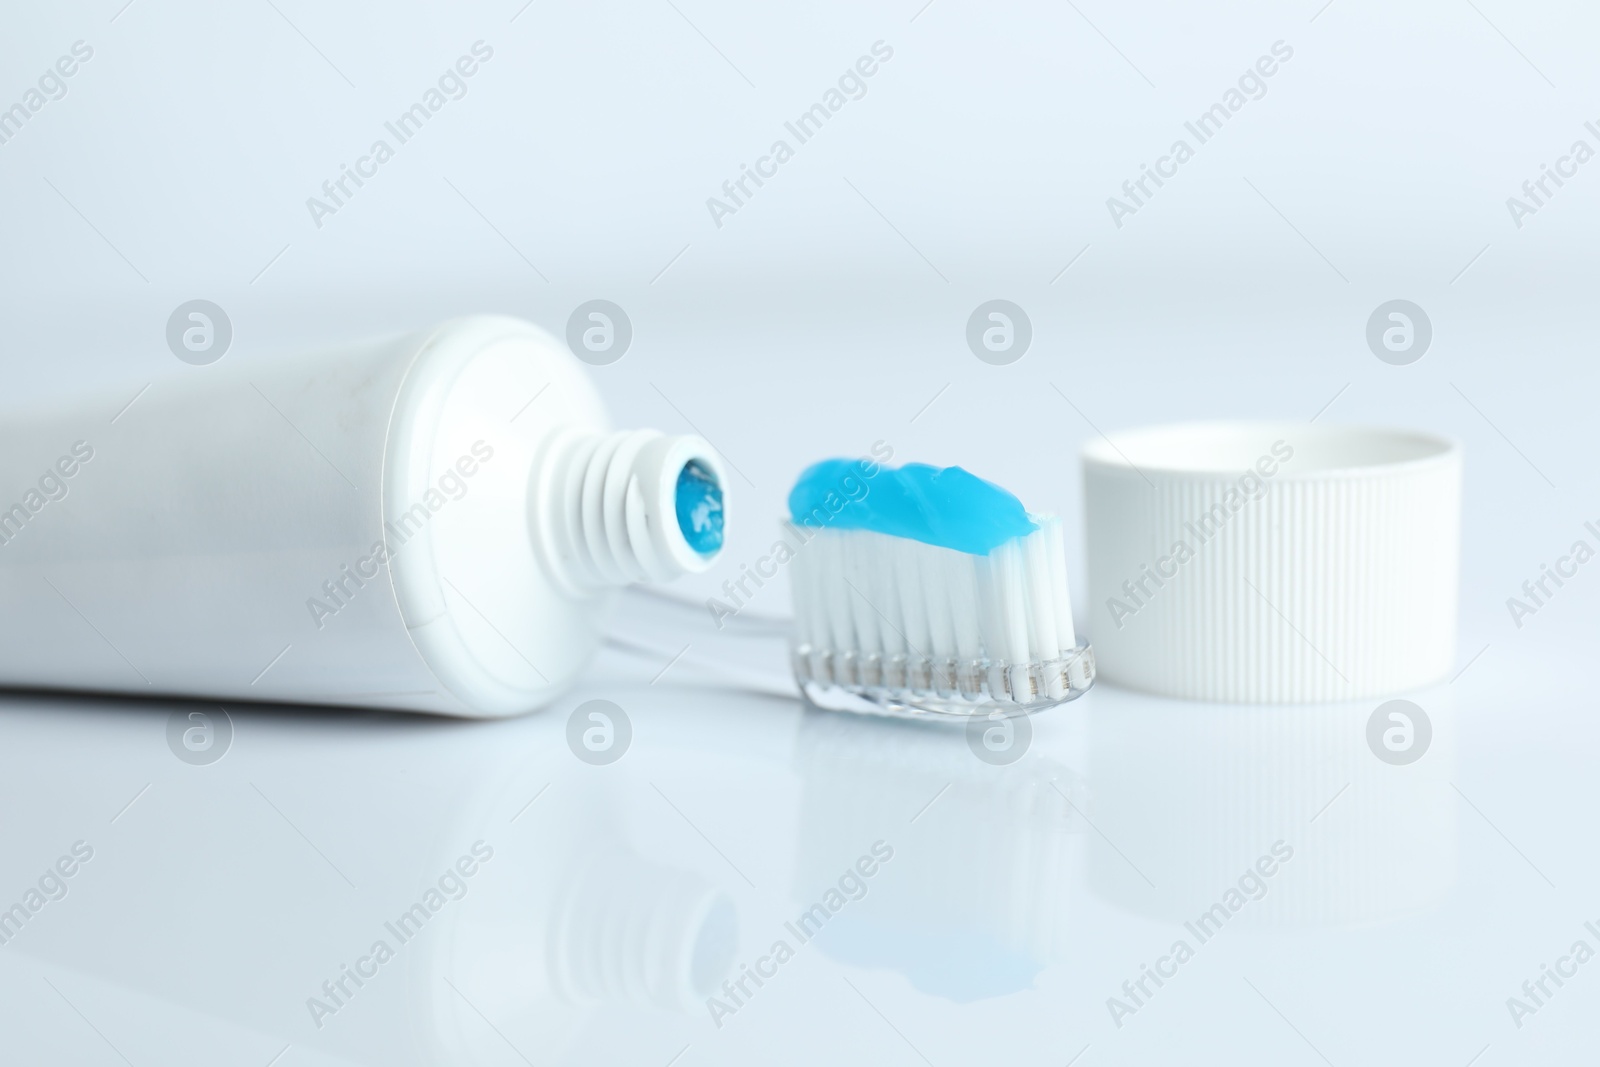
[1082,422,1461,703]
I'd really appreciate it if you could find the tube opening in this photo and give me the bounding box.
[675,458,725,556]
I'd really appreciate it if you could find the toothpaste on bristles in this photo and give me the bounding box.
[786,459,1094,718]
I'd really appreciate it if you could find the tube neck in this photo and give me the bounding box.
[529,428,727,596]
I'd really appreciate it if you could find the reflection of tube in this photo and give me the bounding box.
[0,316,727,717]
[790,710,1082,1000]
[1085,686,1457,927]
[4,695,736,1066]
[418,837,737,1066]
[549,849,737,1008]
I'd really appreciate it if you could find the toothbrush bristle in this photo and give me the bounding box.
[790,518,1094,715]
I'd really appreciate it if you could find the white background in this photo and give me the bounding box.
[2,1,1598,1064]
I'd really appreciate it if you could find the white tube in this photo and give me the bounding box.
[0,315,728,717]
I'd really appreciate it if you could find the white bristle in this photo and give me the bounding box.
[918,542,955,661]
[893,542,928,653]
[790,519,1090,710]
[820,534,854,672]
[1044,517,1077,648]
[843,534,879,676]
[871,534,906,662]
[940,550,979,668]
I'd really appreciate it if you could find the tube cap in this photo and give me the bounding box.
[1082,422,1462,704]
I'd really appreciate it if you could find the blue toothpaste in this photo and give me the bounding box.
[788,460,1036,556]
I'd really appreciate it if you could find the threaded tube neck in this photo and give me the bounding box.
[531,428,727,594]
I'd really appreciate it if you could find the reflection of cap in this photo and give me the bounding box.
[1083,422,1461,702]
[548,846,738,1011]
[1085,691,1457,928]
[791,710,1083,1001]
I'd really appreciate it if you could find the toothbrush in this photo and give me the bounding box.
[787,459,1094,718]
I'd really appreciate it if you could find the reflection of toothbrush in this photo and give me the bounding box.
[788,459,1094,718]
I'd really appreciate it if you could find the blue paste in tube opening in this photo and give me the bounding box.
[675,459,725,555]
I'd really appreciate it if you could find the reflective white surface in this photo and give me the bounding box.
[0,608,1591,1065]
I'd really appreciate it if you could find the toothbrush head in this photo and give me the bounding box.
[786,460,1094,720]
